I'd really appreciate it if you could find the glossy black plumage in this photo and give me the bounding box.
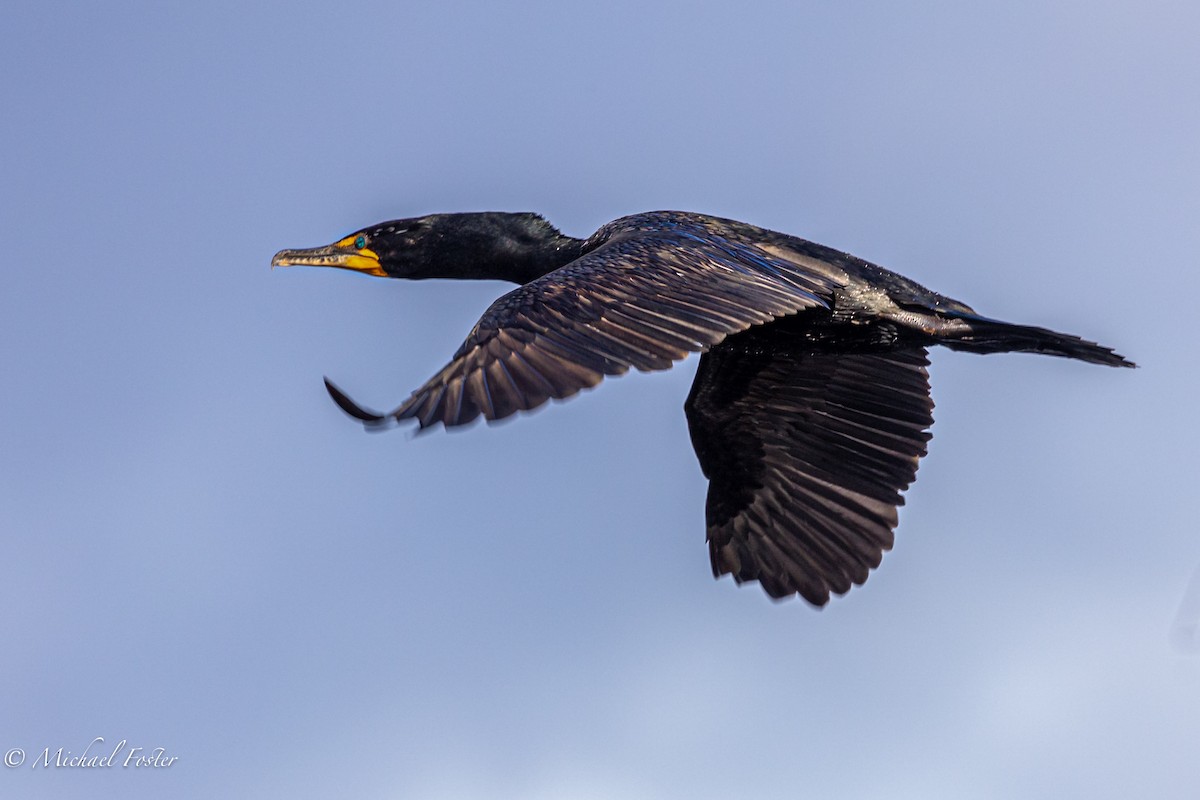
[684,324,936,605]
[275,210,1133,606]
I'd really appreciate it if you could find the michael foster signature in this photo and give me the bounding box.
[4,737,178,769]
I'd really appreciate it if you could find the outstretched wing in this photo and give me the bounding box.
[685,334,934,606]
[335,216,846,429]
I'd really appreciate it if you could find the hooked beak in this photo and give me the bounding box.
[271,238,386,277]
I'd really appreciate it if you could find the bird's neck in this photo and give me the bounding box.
[415,212,587,285]
[483,218,589,285]
[503,237,587,284]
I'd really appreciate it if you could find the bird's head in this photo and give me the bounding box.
[272,212,581,283]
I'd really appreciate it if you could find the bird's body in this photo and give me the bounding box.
[274,210,1133,605]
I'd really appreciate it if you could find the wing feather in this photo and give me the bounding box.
[366,215,845,429]
[685,337,934,605]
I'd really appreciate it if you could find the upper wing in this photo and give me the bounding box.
[337,218,846,429]
[684,332,934,606]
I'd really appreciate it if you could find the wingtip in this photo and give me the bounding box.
[322,377,394,430]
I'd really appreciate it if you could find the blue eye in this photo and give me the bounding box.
[354,235,366,249]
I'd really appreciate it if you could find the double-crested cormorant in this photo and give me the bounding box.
[273,210,1133,605]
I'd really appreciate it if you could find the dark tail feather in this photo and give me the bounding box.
[940,313,1136,368]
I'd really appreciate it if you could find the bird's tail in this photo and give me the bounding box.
[938,312,1136,368]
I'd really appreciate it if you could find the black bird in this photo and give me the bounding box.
[273,210,1133,606]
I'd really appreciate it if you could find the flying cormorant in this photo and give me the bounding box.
[273,210,1133,606]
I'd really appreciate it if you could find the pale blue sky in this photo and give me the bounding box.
[2,1,1197,798]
